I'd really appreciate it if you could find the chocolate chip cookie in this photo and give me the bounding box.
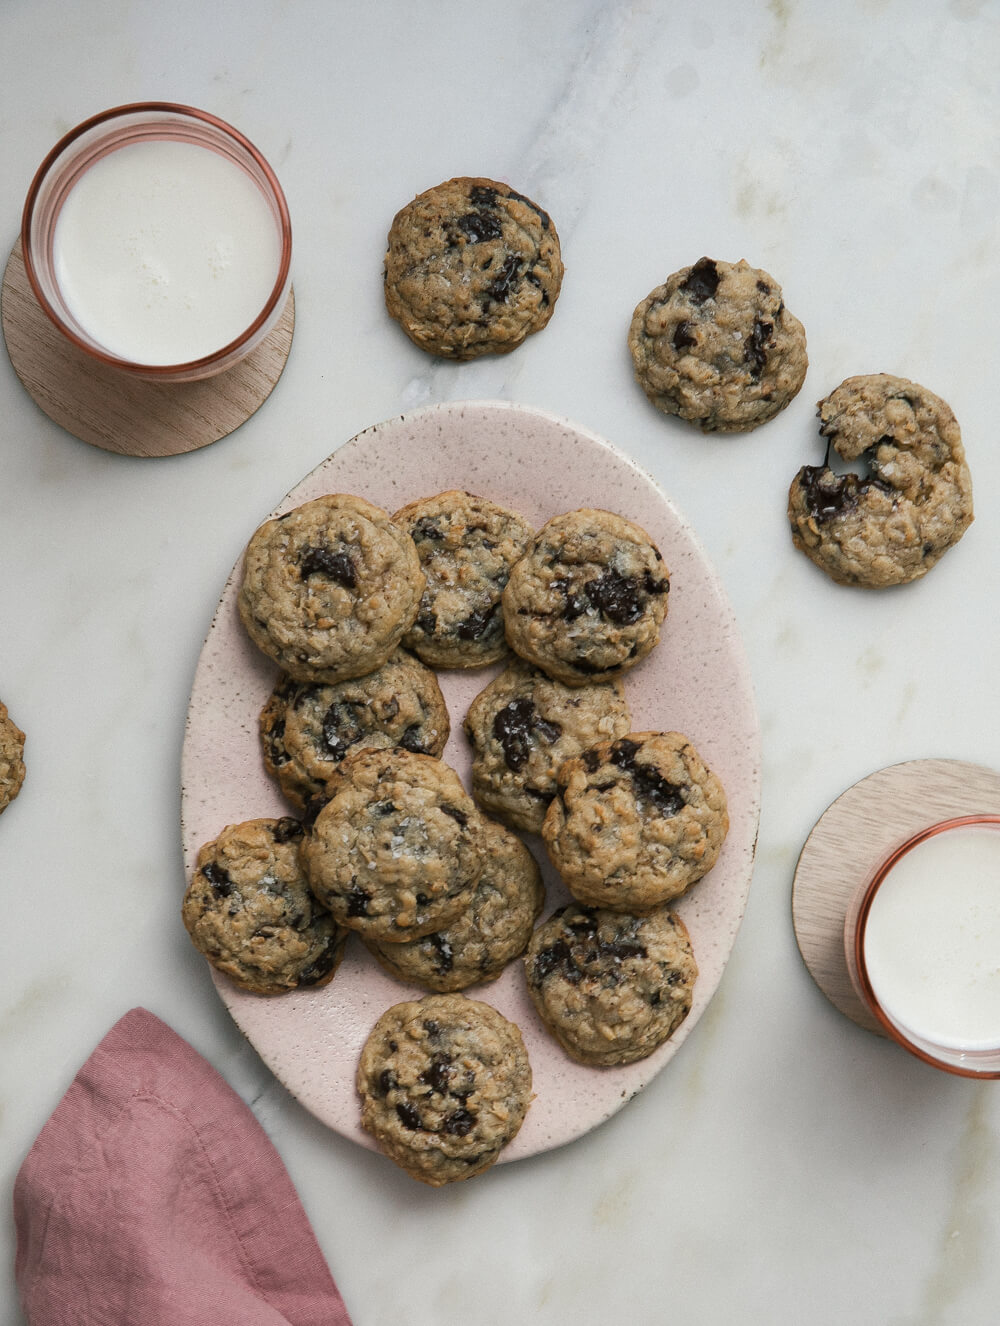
[364,817,545,991]
[523,903,698,1066]
[787,373,974,587]
[182,818,347,995]
[393,490,534,668]
[356,993,532,1185]
[628,257,808,432]
[463,658,631,833]
[300,747,484,943]
[502,508,670,686]
[238,493,425,683]
[259,649,450,815]
[542,732,728,911]
[383,176,564,360]
[0,701,25,814]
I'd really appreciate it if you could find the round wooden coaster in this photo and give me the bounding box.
[1,240,294,457]
[791,758,1000,1035]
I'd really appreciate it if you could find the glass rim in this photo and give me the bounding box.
[853,813,1000,1078]
[20,101,292,377]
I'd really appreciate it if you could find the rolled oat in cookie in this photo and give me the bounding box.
[299,747,484,943]
[364,816,544,992]
[542,731,728,912]
[393,490,534,669]
[259,649,449,816]
[463,657,631,834]
[356,993,532,1185]
[182,818,347,995]
[787,373,973,588]
[524,903,698,1066]
[237,493,425,684]
[383,176,563,360]
[628,257,807,432]
[0,701,25,814]
[502,508,669,687]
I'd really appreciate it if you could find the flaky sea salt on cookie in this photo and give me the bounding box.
[237,493,425,683]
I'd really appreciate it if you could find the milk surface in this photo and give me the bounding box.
[863,826,1000,1051]
[52,139,282,365]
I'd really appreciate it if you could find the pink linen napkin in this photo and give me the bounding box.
[14,1007,353,1326]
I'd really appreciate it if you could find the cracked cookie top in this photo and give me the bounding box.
[383,177,563,360]
[628,257,807,432]
[356,993,532,1185]
[501,508,670,686]
[237,493,425,684]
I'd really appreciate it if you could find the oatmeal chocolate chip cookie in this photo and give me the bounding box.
[523,903,697,1066]
[0,701,25,813]
[393,490,534,669]
[463,658,631,833]
[300,747,484,943]
[788,373,974,588]
[365,817,545,991]
[237,493,425,684]
[628,257,808,432]
[182,818,347,995]
[502,508,670,686]
[542,732,728,911]
[356,993,532,1185]
[259,649,449,815]
[383,176,564,360]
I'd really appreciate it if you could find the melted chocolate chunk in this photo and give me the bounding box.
[427,932,454,973]
[550,576,585,620]
[378,1069,396,1095]
[420,1053,454,1094]
[455,603,500,641]
[440,804,468,827]
[583,567,647,626]
[297,940,340,986]
[483,254,522,305]
[506,187,551,230]
[396,1101,423,1130]
[299,545,357,588]
[493,697,562,772]
[582,749,602,773]
[468,185,499,208]
[457,210,503,243]
[680,257,720,305]
[201,862,232,897]
[320,701,364,761]
[609,739,685,816]
[745,317,772,379]
[442,1107,475,1136]
[411,516,445,542]
[533,938,580,984]
[673,320,696,352]
[346,885,370,917]
[398,724,429,755]
[415,609,438,637]
[272,817,304,844]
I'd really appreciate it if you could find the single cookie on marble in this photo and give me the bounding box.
[259,649,450,815]
[182,818,347,995]
[542,732,728,911]
[393,490,534,669]
[364,817,545,991]
[383,176,564,360]
[237,493,425,684]
[463,657,631,833]
[0,701,25,814]
[502,508,670,686]
[300,747,484,943]
[356,993,532,1185]
[787,373,974,588]
[523,903,698,1066]
[628,257,808,432]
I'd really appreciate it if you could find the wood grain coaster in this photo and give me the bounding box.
[1,240,294,457]
[791,758,1000,1035]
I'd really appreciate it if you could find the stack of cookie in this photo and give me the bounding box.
[182,485,729,1184]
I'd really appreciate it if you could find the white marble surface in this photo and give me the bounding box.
[2,2,999,1322]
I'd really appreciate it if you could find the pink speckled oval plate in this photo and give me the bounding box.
[181,400,760,1163]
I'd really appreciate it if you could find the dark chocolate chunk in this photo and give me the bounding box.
[200,862,232,897]
[440,804,469,827]
[411,516,445,542]
[609,739,685,816]
[745,317,772,380]
[442,1107,475,1136]
[396,1101,423,1130]
[583,568,646,626]
[346,885,371,917]
[681,257,720,305]
[457,210,503,243]
[483,254,522,305]
[320,701,364,761]
[398,724,429,755]
[272,817,304,844]
[673,320,696,352]
[419,1053,454,1094]
[299,545,357,588]
[297,939,340,986]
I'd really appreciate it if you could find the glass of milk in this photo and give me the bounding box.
[846,816,1000,1077]
[21,103,292,382]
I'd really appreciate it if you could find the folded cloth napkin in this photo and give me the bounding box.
[14,1007,353,1326]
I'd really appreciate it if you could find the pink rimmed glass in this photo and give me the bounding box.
[21,102,292,383]
[845,815,1000,1078]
